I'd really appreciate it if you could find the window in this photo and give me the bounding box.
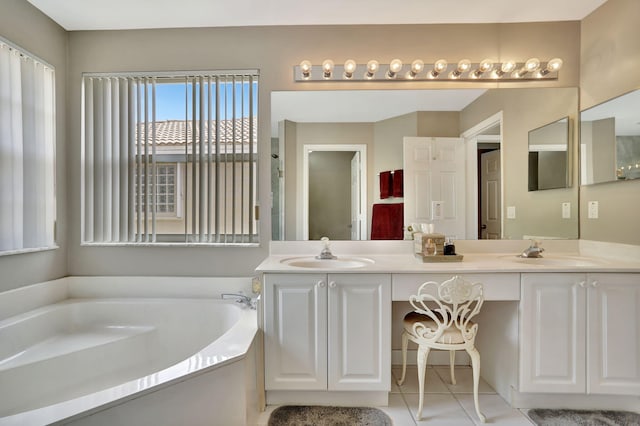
[136,163,180,217]
[82,72,258,245]
[0,39,56,254]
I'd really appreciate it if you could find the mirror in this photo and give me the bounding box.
[528,117,570,191]
[580,89,640,185]
[271,87,579,241]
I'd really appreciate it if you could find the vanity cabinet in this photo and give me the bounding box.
[263,273,391,392]
[520,273,640,396]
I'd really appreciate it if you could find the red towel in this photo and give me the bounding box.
[379,171,392,199]
[371,203,404,240]
[392,169,403,197]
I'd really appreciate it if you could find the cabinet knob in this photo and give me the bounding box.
[591,281,599,288]
[578,281,587,288]
[329,281,337,288]
[318,281,326,288]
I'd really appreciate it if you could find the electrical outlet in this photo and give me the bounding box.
[562,202,571,219]
[588,201,599,219]
[507,206,516,219]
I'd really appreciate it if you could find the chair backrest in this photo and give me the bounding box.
[408,275,484,344]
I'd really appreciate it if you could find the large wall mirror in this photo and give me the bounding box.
[580,89,640,185]
[271,87,579,241]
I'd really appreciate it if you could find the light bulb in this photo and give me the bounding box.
[387,58,403,78]
[343,59,356,79]
[525,58,541,72]
[407,59,424,78]
[322,59,334,79]
[299,60,312,79]
[449,59,471,79]
[546,58,563,71]
[472,59,494,78]
[539,58,564,76]
[479,59,493,73]
[365,60,379,79]
[457,59,471,72]
[429,60,448,78]
[501,61,516,73]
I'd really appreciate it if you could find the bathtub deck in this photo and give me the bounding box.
[0,325,156,370]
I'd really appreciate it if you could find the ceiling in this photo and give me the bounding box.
[271,89,487,137]
[28,0,606,31]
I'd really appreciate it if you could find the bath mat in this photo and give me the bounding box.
[268,405,392,426]
[527,408,640,425]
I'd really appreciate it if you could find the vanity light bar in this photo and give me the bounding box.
[294,58,562,82]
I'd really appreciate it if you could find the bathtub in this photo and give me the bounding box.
[0,277,259,426]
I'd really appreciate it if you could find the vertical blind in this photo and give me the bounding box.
[82,72,258,244]
[0,41,56,253]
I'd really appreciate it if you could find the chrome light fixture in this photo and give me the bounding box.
[294,57,562,82]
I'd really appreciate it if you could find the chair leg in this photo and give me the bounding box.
[466,346,486,423]
[449,350,457,385]
[398,331,409,385]
[416,345,430,421]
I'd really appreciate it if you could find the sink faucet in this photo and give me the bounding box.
[316,236,337,260]
[221,293,256,309]
[520,240,545,258]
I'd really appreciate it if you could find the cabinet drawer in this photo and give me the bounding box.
[392,273,520,301]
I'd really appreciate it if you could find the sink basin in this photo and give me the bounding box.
[502,255,607,267]
[280,256,374,269]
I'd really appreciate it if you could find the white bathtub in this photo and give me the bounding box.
[0,277,259,426]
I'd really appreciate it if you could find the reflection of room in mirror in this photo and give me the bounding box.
[580,89,640,185]
[272,88,579,241]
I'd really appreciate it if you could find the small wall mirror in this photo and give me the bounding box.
[528,117,570,191]
[580,89,640,185]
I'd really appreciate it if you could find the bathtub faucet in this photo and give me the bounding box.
[221,293,256,309]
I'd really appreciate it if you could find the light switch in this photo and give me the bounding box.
[562,202,571,219]
[507,206,516,219]
[432,201,444,220]
[588,201,599,219]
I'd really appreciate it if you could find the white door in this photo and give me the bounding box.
[520,273,587,393]
[588,273,640,395]
[480,149,501,239]
[327,273,391,391]
[264,274,328,390]
[403,137,466,239]
[350,151,361,240]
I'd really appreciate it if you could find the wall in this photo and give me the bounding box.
[60,22,580,275]
[0,0,68,291]
[580,0,640,245]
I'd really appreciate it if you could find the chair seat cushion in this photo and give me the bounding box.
[403,311,473,344]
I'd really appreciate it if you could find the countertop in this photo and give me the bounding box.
[255,252,640,274]
[256,240,640,274]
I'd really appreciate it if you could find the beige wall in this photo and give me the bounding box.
[580,0,640,245]
[0,0,68,291]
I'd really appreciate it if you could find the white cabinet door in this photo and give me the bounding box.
[264,274,327,390]
[520,273,587,393]
[588,273,640,395]
[327,274,391,391]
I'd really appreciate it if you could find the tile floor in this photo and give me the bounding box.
[256,365,535,425]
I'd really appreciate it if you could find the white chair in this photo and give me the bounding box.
[397,275,486,423]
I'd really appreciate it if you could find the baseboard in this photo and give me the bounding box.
[511,387,640,411]
[391,349,471,366]
[266,391,388,406]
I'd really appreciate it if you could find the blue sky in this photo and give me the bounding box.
[155,80,257,121]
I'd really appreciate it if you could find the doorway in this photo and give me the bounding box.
[461,112,503,240]
[302,144,367,240]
